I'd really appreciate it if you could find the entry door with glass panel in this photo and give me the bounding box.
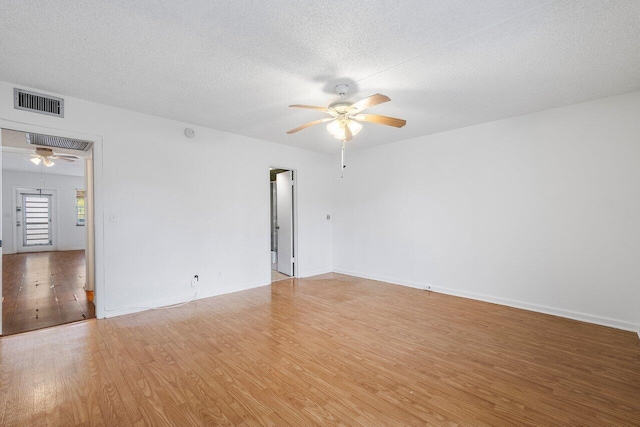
[19,193,53,251]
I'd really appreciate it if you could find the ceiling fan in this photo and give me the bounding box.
[30,147,79,167]
[287,84,406,142]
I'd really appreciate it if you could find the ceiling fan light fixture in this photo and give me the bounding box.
[288,88,405,178]
[43,158,54,167]
[327,119,362,141]
[326,120,342,139]
[347,120,362,135]
[30,157,42,165]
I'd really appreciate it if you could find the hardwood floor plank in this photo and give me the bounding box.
[1,273,639,425]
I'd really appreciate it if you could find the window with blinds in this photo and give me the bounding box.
[23,194,52,246]
[76,189,86,226]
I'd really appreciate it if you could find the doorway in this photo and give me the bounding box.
[270,168,295,282]
[1,129,95,335]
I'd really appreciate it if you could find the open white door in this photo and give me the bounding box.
[0,141,3,335]
[276,170,294,276]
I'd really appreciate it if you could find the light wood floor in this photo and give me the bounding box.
[2,250,95,336]
[271,269,291,282]
[1,273,639,426]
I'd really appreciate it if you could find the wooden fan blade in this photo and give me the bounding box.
[52,156,74,162]
[289,104,330,113]
[55,154,79,160]
[348,93,391,113]
[287,118,334,134]
[354,113,406,128]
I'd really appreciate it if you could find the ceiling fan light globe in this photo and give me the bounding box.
[327,119,362,141]
[327,120,345,140]
[348,120,363,136]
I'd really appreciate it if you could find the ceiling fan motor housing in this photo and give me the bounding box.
[35,147,54,157]
[328,101,352,114]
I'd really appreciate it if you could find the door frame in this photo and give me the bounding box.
[269,166,298,279]
[0,118,105,336]
[14,187,59,253]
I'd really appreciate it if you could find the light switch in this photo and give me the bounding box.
[326,214,331,220]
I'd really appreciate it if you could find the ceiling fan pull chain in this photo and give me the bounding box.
[341,141,346,178]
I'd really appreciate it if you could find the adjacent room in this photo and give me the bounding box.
[1,129,95,335]
[270,167,295,283]
[0,1,639,425]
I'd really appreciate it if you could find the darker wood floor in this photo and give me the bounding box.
[0,273,639,425]
[2,250,95,336]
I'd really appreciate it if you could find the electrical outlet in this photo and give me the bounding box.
[191,274,199,287]
[424,285,432,291]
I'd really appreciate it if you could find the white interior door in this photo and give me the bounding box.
[17,190,57,253]
[276,170,293,276]
[0,144,3,335]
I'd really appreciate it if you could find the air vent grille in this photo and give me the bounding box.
[26,133,91,151]
[14,88,64,118]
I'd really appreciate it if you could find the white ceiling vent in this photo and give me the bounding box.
[26,132,92,151]
[14,88,64,118]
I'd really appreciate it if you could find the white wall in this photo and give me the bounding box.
[2,170,86,253]
[0,81,333,319]
[332,91,640,331]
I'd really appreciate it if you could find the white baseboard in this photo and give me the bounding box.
[102,291,199,318]
[333,269,426,290]
[2,248,83,255]
[58,246,86,252]
[333,269,639,333]
[196,280,270,300]
[300,268,333,278]
[102,280,270,319]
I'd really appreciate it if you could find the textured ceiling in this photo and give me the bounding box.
[0,1,639,154]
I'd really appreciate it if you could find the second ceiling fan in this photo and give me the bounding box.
[30,147,79,167]
[287,84,406,141]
